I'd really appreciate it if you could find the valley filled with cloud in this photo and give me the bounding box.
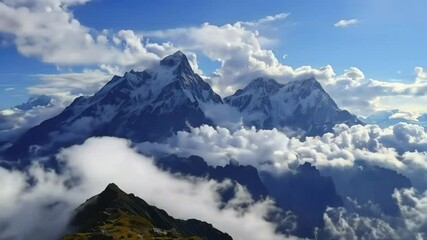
[0,0,426,239]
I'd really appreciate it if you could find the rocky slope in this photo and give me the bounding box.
[63,183,232,240]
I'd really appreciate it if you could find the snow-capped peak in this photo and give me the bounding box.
[159,50,193,74]
[14,95,55,110]
[89,50,219,111]
[225,77,361,135]
[4,51,225,158]
[245,77,283,95]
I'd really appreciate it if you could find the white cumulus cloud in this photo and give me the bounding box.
[138,123,427,190]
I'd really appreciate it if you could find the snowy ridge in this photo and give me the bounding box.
[225,77,361,135]
[5,51,222,157]
[56,51,222,126]
[5,51,360,158]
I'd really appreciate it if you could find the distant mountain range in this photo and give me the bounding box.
[63,183,232,240]
[154,154,413,239]
[3,51,361,159]
[361,109,427,127]
[0,95,59,150]
[0,51,423,240]
[14,95,55,110]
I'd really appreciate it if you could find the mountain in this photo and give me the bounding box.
[156,155,269,201]
[63,183,233,240]
[261,162,343,238]
[0,95,60,150]
[360,109,426,127]
[418,114,427,123]
[4,51,362,159]
[225,77,362,135]
[5,51,222,158]
[14,95,55,110]
[323,163,412,216]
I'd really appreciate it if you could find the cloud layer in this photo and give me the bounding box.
[138,123,427,190]
[138,122,427,239]
[0,137,293,240]
[2,127,426,239]
[318,188,427,240]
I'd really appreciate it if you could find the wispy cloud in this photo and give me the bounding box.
[238,13,290,27]
[334,19,360,28]
[4,87,14,91]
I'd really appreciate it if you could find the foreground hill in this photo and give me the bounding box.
[63,183,232,240]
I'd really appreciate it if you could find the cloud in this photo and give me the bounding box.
[1,1,425,117]
[415,67,427,84]
[318,188,427,239]
[0,101,63,144]
[143,22,335,96]
[140,19,426,116]
[0,0,204,101]
[0,128,425,240]
[318,207,400,240]
[0,137,293,240]
[138,122,427,190]
[334,19,360,28]
[27,69,113,102]
[394,188,427,238]
[138,125,295,174]
[361,109,427,128]
[4,87,15,91]
[320,67,427,115]
[237,13,290,27]
[200,102,244,131]
[0,0,174,67]
[389,111,420,122]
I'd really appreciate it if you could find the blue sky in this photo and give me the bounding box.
[73,0,427,76]
[0,0,426,114]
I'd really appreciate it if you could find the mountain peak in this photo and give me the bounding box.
[97,183,127,204]
[104,183,124,194]
[225,75,361,135]
[228,77,282,98]
[282,77,327,101]
[292,77,321,87]
[160,50,189,66]
[159,50,195,77]
[172,50,185,57]
[302,76,317,82]
[247,78,283,90]
[4,49,222,158]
